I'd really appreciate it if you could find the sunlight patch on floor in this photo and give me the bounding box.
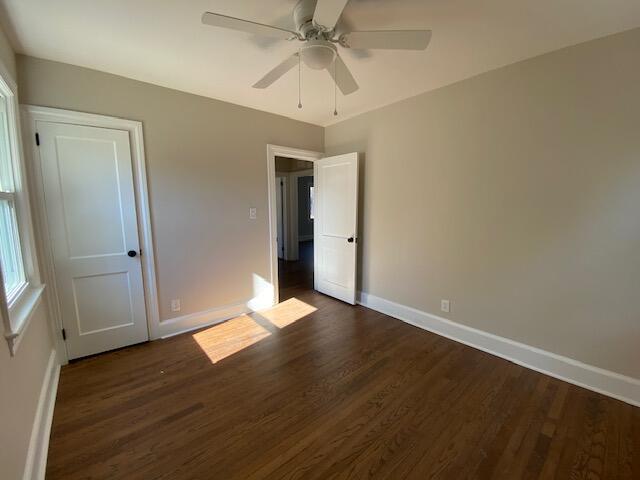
[192,315,271,364]
[257,297,318,328]
[192,298,317,363]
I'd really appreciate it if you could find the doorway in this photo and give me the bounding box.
[275,156,315,300]
[267,145,360,307]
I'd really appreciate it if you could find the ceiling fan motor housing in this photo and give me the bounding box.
[295,0,331,38]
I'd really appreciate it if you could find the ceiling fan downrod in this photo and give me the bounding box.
[298,51,303,109]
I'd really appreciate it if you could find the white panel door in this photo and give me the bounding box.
[38,121,148,359]
[314,152,358,304]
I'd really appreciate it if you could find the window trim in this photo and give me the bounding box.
[0,57,44,356]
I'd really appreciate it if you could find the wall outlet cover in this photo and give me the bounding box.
[441,299,450,313]
[171,299,181,312]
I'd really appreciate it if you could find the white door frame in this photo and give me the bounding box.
[266,145,322,306]
[21,106,160,364]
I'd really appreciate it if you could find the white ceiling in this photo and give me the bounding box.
[2,0,640,126]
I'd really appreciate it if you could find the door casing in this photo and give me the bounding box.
[266,145,322,306]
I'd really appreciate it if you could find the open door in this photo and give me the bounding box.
[314,152,359,304]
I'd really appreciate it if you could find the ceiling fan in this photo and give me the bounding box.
[201,0,432,96]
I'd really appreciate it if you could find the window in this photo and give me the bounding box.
[309,186,314,220]
[0,94,27,304]
[0,62,43,356]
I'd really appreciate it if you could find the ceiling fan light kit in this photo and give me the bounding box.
[300,41,337,70]
[202,0,431,115]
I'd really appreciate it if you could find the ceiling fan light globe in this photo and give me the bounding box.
[301,42,337,70]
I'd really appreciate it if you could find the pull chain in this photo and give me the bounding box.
[333,58,338,116]
[298,50,302,109]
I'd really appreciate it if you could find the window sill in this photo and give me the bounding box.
[3,284,45,356]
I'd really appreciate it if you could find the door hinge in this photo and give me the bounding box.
[35,132,40,146]
[61,328,66,340]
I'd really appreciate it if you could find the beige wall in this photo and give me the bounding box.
[325,28,640,379]
[0,26,56,480]
[0,303,54,480]
[0,25,15,80]
[17,56,324,321]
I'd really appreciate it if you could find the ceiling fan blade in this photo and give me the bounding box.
[313,0,349,31]
[340,30,432,50]
[327,54,358,95]
[253,54,300,89]
[202,12,299,40]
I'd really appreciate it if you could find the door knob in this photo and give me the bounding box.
[127,250,138,257]
[347,237,354,243]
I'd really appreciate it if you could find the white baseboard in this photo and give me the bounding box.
[358,292,640,407]
[23,349,60,480]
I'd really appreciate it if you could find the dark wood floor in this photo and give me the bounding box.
[278,239,314,293]
[47,286,639,479]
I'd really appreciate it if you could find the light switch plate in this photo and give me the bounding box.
[249,207,257,220]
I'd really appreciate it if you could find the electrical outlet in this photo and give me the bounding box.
[440,299,450,313]
[249,207,257,220]
[171,299,181,312]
